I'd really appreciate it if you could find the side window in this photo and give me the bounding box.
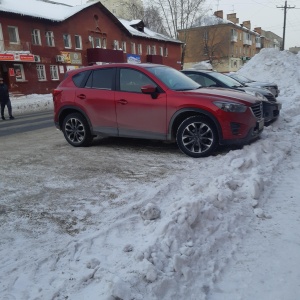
[72,70,90,87]
[86,68,115,89]
[186,74,205,86]
[203,76,217,87]
[119,68,156,93]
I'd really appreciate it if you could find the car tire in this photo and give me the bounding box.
[176,116,218,158]
[62,113,93,147]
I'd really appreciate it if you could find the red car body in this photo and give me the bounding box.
[53,63,264,157]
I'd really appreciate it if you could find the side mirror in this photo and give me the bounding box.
[141,84,157,94]
[141,84,158,99]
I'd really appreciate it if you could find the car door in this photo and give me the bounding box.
[75,67,118,135]
[115,67,167,140]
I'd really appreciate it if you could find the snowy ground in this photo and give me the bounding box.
[0,49,300,300]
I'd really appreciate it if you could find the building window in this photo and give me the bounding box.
[63,34,71,48]
[102,38,107,49]
[32,29,41,45]
[45,31,55,47]
[8,26,19,44]
[151,46,156,55]
[50,65,59,80]
[159,46,163,56]
[164,47,168,57]
[131,42,136,54]
[147,45,151,55]
[95,37,101,48]
[75,35,82,49]
[113,40,119,50]
[36,64,46,81]
[14,64,25,81]
[137,44,142,55]
[122,41,127,53]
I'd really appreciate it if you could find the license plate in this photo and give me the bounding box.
[258,119,264,130]
[277,103,282,110]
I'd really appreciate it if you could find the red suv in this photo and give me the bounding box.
[53,63,264,158]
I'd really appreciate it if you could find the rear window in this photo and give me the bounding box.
[85,68,115,90]
[72,70,90,87]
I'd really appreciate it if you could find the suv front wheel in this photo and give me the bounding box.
[176,116,218,158]
[62,113,93,147]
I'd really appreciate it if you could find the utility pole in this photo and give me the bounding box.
[277,1,295,50]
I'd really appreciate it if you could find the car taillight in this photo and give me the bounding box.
[52,89,62,97]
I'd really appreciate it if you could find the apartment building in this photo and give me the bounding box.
[89,0,143,20]
[178,11,282,72]
[0,0,182,95]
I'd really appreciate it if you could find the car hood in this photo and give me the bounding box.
[237,86,273,96]
[181,87,260,105]
[246,81,277,87]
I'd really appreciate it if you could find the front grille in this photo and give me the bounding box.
[251,102,263,119]
[265,94,276,102]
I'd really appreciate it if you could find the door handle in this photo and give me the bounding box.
[77,94,86,100]
[117,99,128,105]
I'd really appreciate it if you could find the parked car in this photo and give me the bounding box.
[53,63,264,158]
[181,69,281,125]
[226,73,280,97]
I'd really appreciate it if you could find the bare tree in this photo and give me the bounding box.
[145,0,206,67]
[143,5,168,35]
[192,16,229,68]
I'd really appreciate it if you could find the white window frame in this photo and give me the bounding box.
[131,42,136,54]
[147,45,151,55]
[102,38,107,49]
[45,31,55,47]
[164,47,168,57]
[151,46,156,55]
[137,44,142,55]
[113,40,119,50]
[159,46,163,56]
[95,37,101,48]
[36,64,47,81]
[8,26,20,44]
[75,35,82,50]
[32,29,41,45]
[63,34,72,49]
[122,41,127,53]
[50,65,59,80]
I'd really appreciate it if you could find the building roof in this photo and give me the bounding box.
[0,0,182,44]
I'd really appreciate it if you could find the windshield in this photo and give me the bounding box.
[210,72,245,88]
[147,66,200,91]
[230,74,252,84]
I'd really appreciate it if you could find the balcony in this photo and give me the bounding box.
[256,42,261,48]
[243,39,252,46]
[231,35,238,42]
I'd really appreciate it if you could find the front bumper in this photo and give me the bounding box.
[263,101,282,123]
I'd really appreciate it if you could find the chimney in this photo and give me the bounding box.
[214,10,223,19]
[227,13,239,24]
[254,27,262,34]
[242,21,251,30]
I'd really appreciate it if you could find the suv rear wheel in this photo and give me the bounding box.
[62,113,93,147]
[176,116,218,158]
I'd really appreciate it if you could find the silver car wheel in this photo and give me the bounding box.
[65,117,86,144]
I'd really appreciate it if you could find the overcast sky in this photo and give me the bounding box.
[56,0,299,49]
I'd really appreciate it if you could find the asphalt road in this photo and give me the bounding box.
[0,110,54,137]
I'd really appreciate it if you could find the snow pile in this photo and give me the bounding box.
[11,94,53,115]
[1,49,300,300]
[237,48,300,97]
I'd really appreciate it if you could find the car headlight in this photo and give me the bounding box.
[214,101,247,113]
[244,90,268,101]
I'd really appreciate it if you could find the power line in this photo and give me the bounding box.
[277,1,296,50]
